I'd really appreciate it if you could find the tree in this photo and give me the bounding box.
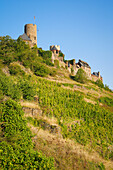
[73,68,88,84]
[95,79,104,88]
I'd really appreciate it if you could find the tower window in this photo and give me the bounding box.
[34,37,36,40]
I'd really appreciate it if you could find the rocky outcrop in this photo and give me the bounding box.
[39,121,61,136]
[22,106,62,136]
[22,107,42,117]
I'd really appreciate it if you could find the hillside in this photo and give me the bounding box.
[0,36,113,169]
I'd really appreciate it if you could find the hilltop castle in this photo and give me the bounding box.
[19,24,37,47]
[19,24,103,82]
[50,45,103,82]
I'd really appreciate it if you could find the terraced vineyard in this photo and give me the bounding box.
[35,77,113,159]
[0,36,113,169]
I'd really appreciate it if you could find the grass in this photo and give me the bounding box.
[29,124,108,170]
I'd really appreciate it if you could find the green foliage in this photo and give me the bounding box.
[0,36,30,65]
[58,52,64,61]
[9,64,25,76]
[38,49,54,66]
[71,67,74,74]
[73,68,88,83]
[1,35,113,167]
[59,52,64,57]
[0,73,21,100]
[35,77,113,159]
[49,70,57,77]
[54,60,59,68]
[66,59,75,65]
[0,99,55,169]
[95,79,104,88]
[33,62,51,77]
[62,83,74,88]
[99,97,113,107]
[0,36,55,77]
[65,65,68,69]
[18,78,36,100]
[0,73,37,101]
[19,48,54,77]
[104,84,112,92]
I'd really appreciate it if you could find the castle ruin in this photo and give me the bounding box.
[19,24,37,47]
[50,45,103,82]
[19,23,103,82]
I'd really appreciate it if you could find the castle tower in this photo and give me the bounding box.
[24,24,37,46]
[98,71,100,78]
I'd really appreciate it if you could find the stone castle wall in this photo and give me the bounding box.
[24,24,37,46]
[51,49,102,82]
[91,74,103,82]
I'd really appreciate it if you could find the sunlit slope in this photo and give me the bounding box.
[0,35,113,169]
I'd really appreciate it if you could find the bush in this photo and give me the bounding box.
[54,60,59,68]
[9,64,25,75]
[73,68,88,84]
[38,49,53,66]
[0,99,55,169]
[99,97,113,107]
[104,84,112,92]
[0,36,30,66]
[95,79,104,88]
[59,52,64,60]
[50,69,57,77]
[0,74,21,100]
[44,59,54,66]
[33,62,51,77]
[18,79,36,100]
[71,67,74,74]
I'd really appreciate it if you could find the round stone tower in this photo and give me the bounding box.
[24,24,37,46]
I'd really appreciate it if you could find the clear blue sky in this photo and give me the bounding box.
[0,0,113,89]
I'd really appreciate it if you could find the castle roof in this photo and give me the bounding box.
[50,45,60,51]
[51,46,58,50]
[51,46,60,51]
[78,59,91,68]
[19,33,31,41]
[92,72,101,77]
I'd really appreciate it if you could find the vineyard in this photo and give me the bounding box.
[35,77,113,159]
[0,36,113,169]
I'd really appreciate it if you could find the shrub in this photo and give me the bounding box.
[0,74,21,100]
[65,65,68,69]
[0,36,30,66]
[50,69,57,77]
[95,79,104,88]
[38,49,53,66]
[59,52,64,57]
[71,67,74,74]
[73,68,88,84]
[0,99,55,169]
[99,97,113,107]
[54,60,59,68]
[9,64,25,75]
[2,53,16,65]
[18,79,36,100]
[59,52,64,61]
[33,62,51,77]
[44,59,54,66]
[104,84,112,92]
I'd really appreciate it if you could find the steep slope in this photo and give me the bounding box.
[0,36,113,169]
[22,101,113,169]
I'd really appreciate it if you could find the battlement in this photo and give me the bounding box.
[50,45,60,51]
